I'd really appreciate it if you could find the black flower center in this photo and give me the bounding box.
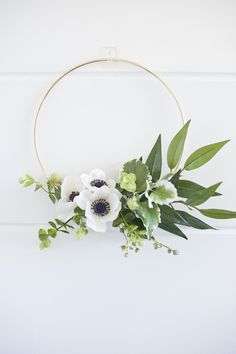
[91,199,110,216]
[69,191,80,202]
[90,179,108,188]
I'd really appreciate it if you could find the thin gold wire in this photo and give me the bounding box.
[33,58,185,179]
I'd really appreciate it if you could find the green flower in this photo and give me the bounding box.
[76,224,88,239]
[127,195,139,210]
[150,180,177,205]
[119,172,136,193]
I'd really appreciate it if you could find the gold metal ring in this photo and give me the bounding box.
[33,58,185,179]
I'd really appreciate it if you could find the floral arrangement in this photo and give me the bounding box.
[19,120,236,256]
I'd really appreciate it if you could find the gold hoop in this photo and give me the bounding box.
[33,58,185,179]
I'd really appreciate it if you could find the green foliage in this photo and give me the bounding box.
[199,209,236,219]
[39,239,51,250]
[146,134,162,182]
[76,220,88,239]
[112,211,136,227]
[176,179,221,199]
[175,210,215,229]
[19,173,61,204]
[159,205,189,226]
[184,140,229,171]
[167,120,191,170]
[134,201,161,238]
[122,159,150,192]
[20,122,235,255]
[186,182,222,206]
[119,172,136,193]
[158,221,188,239]
[119,223,147,257]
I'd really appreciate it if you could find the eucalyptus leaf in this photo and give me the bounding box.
[186,182,222,206]
[38,228,48,241]
[48,228,57,238]
[167,120,191,170]
[184,140,230,171]
[146,134,162,181]
[199,209,236,219]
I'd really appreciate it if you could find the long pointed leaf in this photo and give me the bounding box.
[176,210,215,229]
[184,140,230,171]
[146,134,162,181]
[159,205,189,226]
[199,209,236,219]
[186,182,222,206]
[158,222,188,239]
[177,179,222,199]
[170,169,182,187]
[167,120,191,170]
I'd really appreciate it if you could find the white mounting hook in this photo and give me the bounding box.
[101,46,118,62]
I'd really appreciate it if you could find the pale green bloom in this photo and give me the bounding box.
[76,224,88,239]
[150,180,177,205]
[119,172,136,193]
[50,173,62,185]
[127,195,139,210]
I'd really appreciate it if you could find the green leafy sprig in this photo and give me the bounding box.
[19,119,236,255]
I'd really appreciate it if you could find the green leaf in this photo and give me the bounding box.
[55,219,65,226]
[123,159,149,192]
[34,183,43,192]
[49,194,56,203]
[184,140,230,171]
[134,201,160,237]
[39,239,51,250]
[49,221,57,228]
[176,210,215,229]
[38,228,48,241]
[73,214,82,225]
[167,120,191,170]
[159,205,189,226]
[60,230,70,234]
[158,222,188,239]
[48,228,57,238]
[177,179,222,199]
[24,180,34,187]
[199,209,236,219]
[186,182,222,206]
[47,180,54,192]
[146,134,162,182]
[113,212,136,227]
[169,169,182,187]
[54,187,61,200]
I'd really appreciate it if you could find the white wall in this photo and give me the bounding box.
[0,1,236,354]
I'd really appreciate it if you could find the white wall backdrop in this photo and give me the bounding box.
[0,1,236,354]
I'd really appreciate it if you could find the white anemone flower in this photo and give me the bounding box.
[81,169,116,191]
[149,180,178,205]
[74,186,121,232]
[56,176,82,221]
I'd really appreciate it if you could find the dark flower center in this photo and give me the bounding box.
[69,191,80,202]
[90,179,108,188]
[91,199,110,216]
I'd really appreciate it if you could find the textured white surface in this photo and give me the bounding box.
[0,1,236,354]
